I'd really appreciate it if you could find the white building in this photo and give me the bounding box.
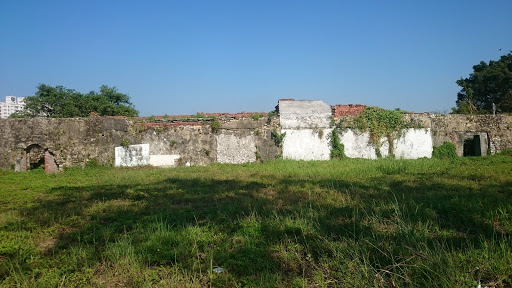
[0,96,26,118]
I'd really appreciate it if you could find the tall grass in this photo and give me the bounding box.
[1,156,511,287]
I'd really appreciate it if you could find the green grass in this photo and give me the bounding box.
[1,156,512,287]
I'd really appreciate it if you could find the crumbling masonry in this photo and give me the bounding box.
[0,100,511,172]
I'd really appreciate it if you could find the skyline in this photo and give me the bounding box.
[1,1,511,116]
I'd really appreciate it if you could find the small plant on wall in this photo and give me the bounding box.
[120,138,130,148]
[271,129,286,147]
[210,117,221,133]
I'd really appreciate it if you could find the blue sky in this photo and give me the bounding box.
[1,0,511,116]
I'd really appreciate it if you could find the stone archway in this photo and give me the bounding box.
[25,144,45,170]
[16,144,60,173]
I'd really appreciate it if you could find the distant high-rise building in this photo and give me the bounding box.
[0,96,26,118]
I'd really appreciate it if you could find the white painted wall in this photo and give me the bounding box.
[282,128,332,160]
[340,128,432,159]
[149,155,181,167]
[115,144,150,167]
[216,134,256,164]
[340,130,379,159]
[393,128,432,159]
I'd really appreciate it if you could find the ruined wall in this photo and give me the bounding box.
[0,116,281,171]
[280,100,332,160]
[1,102,511,171]
[339,129,432,159]
[428,114,512,156]
[0,117,132,171]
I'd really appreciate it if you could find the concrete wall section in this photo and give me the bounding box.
[340,130,379,159]
[341,128,432,159]
[115,144,150,167]
[149,155,181,167]
[282,128,332,160]
[216,134,256,163]
[279,100,332,129]
[393,128,432,159]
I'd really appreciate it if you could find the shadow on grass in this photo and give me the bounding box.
[11,166,512,286]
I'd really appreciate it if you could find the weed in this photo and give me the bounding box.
[271,129,286,147]
[251,114,265,121]
[120,138,130,148]
[255,150,261,161]
[267,110,278,124]
[211,117,221,133]
[432,141,457,159]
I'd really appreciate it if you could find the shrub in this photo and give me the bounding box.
[432,141,457,159]
[210,117,221,133]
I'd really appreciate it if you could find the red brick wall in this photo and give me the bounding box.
[332,104,367,117]
[44,151,59,174]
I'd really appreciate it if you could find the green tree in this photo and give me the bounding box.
[453,52,512,114]
[14,84,138,118]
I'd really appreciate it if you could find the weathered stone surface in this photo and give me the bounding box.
[115,144,150,167]
[282,128,332,160]
[216,134,256,163]
[0,117,134,171]
[279,100,331,129]
[1,105,511,171]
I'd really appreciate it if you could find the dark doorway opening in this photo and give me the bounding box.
[463,135,481,156]
[25,144,45,170]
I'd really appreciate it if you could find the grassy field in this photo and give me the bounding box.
[1,157,511,287]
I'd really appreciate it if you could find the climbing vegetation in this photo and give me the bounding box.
[352,107,407,158]
[328,127,346,160]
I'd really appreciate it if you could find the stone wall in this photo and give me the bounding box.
[0,115,281,171]
[0,117,132,171]
[1,100,511,172]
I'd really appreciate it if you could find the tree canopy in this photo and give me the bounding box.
[453,52,512,114]
[12,84,138,118]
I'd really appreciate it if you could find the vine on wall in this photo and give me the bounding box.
[352,106,407,158]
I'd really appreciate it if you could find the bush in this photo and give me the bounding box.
[432,141,457,159]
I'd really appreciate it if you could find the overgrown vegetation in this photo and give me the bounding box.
[352,107,406,158]
[328,126,345,160]
[250,113,265,121]
[1,157,511,287]
[271,129,286,147]
[120,138,130,148]
[210,117,221,133]
[432,141,458,159]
